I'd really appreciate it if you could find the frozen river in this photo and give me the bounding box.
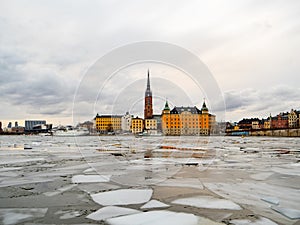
[0,135,299,225]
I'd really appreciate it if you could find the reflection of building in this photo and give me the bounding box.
[161,100,216,136]
[94,114,122,134]
[144,70,153,120]
[131,117,144,134]
[121,112,133,132]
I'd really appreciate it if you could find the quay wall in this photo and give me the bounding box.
[227,128,300,137]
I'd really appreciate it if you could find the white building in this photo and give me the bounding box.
[121,112,133,132]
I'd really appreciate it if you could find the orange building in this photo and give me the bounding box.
[161,100,215,136]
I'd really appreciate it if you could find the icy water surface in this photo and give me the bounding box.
[0,135,299,225]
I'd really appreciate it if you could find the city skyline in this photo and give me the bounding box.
[1,0,299,126]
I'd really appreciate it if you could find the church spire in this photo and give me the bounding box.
[147,69,150,89]
[145,69,152,97]
[144,70,153,119]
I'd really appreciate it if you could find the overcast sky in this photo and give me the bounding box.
[1,0,299,126]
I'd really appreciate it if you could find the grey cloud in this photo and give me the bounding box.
[224,86,300,120]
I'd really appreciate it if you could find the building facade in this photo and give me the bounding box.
[144,70,153,119]
[25,120,46,131]
[288,109,299,128]
[121,112,133,132]
[94,114,122,134]
[131,117,144,134]
[144,118,157,134]
[161,100,215,136]
[271,113,288,129]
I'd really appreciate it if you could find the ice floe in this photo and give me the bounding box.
[271,206,300,219]
[54,210,81,219]
[157,177,204,189]
[106,210,198,225]
[72,174,111,183]
[0,208,47,225]
[172,195,242,210]
[87,206,140,221]
[91,189,153,206]
[231,217,278,225]
[43,184,77,197]
[260,196,279,205]
[140,200,169,209]
[0,177,54,188]
[106,210,224,225]
[250,172,274,181]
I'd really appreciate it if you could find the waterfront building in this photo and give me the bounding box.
[131,117,144,134]
[251,120,260,130]
[94,114,122,134]
[288,109,299,128]
[271,113,288,129]
[161,100,215,136]
[25,120,46,131]
[121,112,133,132]
[144,70,153,119]
[144,118,157,135]
[153,114,162,132]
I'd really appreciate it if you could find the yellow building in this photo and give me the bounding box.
[94,114,122,134]
[144,119,157,130]
[161,101,215,136]
[131,117,144,134]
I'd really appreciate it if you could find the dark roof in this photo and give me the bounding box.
[94,114,122,119]
[170,106,202,114]
[238,118,260,124]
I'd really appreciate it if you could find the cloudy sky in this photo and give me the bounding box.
[1,0,299,126]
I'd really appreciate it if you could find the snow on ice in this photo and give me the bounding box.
[86,206,140,221]
[91,189,153,206]
[72,174,111,183]
[140,200,170,209]
[172,195,242,210]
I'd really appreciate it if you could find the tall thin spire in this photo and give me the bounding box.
[147,69,150,89]
[144,69,153,119]
[145,69,152,97]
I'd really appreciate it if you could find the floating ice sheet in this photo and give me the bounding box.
[106,210,224,225]
[231,217,278,225]
[0,177,54,188]
[91,189,153,206]
[0,208,48,225]
[87,206,140,221]
[72,175,111,183]
[250,172,274,181]
[271,206,300,219]
[54,210,81,219]
[0,158,45,165]
[260,196,279,205]
[172,195,242,210]
[106,210,198,225]
[43,184,77,197]
[141,200,169,209]
[157,178,204,189]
